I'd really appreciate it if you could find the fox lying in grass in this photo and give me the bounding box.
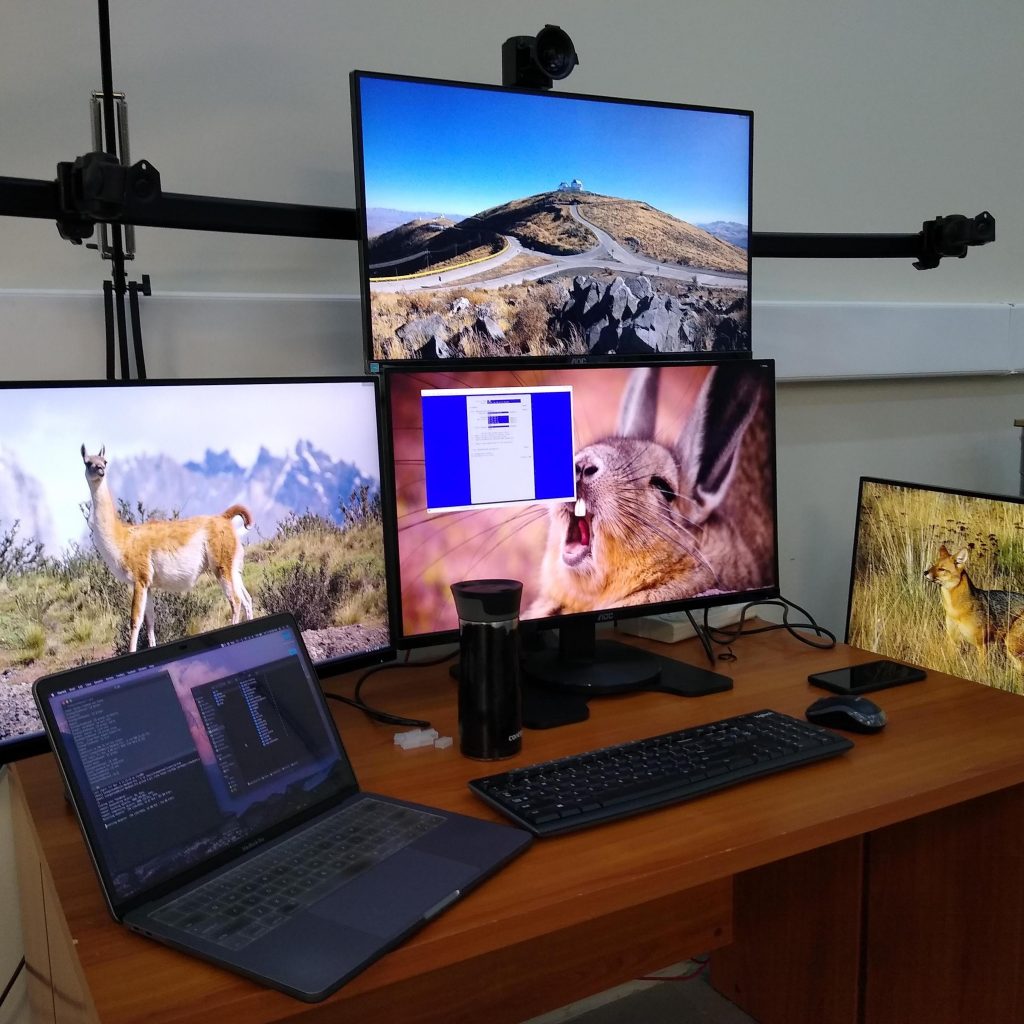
[923,544,1024,668]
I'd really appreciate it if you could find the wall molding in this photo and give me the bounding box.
[0,291,1019,382]
[756,300,1019,381]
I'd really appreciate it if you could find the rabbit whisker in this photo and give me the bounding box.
[406,504,548,586]
[610,486,706,544]
[601,466,705,537]
[613,507,721,587]
[458,506,550,579]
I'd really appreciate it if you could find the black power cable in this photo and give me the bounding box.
[703,596,837,661]
[324,649,458,729]
[0,957,26,1010]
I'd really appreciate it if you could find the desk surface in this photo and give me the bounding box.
[14,627,1024,1024]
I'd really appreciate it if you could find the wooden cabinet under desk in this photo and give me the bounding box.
[12,626,1024,1024]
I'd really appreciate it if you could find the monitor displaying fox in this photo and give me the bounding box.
[848,478,1024,695]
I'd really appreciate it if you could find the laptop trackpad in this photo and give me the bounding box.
[311,848,477,938]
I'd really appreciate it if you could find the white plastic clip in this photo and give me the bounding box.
[394,728,439,750]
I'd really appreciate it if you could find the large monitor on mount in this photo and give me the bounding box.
[352,71,752,366]
[0,377,393,764]
[381,359,778,693]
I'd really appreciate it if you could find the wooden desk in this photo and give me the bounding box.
[12,628,1024,1024]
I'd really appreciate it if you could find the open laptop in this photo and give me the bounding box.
[33,613,531,1002]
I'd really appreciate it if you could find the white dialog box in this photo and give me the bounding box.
[465,392,535,506]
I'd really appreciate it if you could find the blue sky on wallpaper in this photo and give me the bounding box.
[356,75,751,225]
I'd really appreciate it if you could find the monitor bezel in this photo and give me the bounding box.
[0,375,396,765]
[351,69,754,371]
[0,731,49,765]
[845,475,1024,646]
[379,356,779,649]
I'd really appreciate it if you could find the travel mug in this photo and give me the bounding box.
[450,579,523,760]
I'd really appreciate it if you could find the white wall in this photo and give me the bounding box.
[3,0,1022,301]
[1,0,1022,1008]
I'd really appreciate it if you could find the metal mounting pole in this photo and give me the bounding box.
[95,0,151,379]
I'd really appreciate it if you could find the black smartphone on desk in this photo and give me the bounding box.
[809,659,926,695]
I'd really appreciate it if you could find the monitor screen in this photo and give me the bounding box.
[382,358,778,652]
[847,477,1024,696]
[352,71,752,365]
[0,378,392,764]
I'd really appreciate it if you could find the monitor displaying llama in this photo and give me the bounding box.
[0,378,392,762]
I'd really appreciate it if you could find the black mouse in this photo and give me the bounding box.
[805,694,887,734]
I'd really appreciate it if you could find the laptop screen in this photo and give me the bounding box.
[37,618,357,906]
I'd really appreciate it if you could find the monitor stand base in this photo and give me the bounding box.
[523,625,733,699]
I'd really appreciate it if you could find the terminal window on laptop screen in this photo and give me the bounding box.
[42,623,354,903]
[847,477,1024,697]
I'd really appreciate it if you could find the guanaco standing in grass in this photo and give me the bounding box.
[923,543,1024,668]
[81,444,254,652]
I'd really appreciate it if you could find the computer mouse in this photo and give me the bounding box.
[805,694,887,734]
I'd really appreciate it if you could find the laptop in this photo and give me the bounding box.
[33,613,532,1002]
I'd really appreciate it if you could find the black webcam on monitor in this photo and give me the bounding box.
[501,25,580,89]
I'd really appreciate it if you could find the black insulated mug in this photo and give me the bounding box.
[450,579,523,760]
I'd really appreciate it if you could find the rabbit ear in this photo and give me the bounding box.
[617,366,659,440]
[677,366,763,524]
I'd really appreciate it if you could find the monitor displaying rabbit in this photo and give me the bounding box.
[387,361,777,639]
[529,363,775,616]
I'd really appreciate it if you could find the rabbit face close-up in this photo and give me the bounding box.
[533,431,711,616]
[530,364,774,619]
[552,438,686,575]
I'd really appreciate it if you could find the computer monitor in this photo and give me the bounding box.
[352,71,752,366]
[847,477,1024,696]
[0,377,393,764]
[381,358,778,693]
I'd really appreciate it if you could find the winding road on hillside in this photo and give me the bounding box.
[369,203,746,294]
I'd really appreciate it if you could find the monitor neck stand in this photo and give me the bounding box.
[522,618,732,698]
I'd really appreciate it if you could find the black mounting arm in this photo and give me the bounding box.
[0,156,357,244]
[752,211,995,269]
[0,158,992,269]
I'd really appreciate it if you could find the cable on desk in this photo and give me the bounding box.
[703,596,836,659]
[324,650,457,730]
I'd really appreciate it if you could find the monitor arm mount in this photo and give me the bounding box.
[2,157,994,266]
[0,4,998,380]
[754,212,995,270]
[0,156,995,387]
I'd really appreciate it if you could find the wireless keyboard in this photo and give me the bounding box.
[468,709,854,837]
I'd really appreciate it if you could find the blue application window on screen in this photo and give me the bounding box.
[422,386,576,513]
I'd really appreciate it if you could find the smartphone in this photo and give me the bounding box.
[808,659,926,695]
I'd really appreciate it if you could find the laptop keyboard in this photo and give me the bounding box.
[149,797,443,950]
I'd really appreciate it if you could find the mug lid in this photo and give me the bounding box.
[451,579,523,622]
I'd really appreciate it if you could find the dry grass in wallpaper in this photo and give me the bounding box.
[848,480,1024,695]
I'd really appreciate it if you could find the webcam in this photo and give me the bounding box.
[502,25,580,89]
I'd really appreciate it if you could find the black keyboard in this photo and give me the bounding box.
[468,709,854,837]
